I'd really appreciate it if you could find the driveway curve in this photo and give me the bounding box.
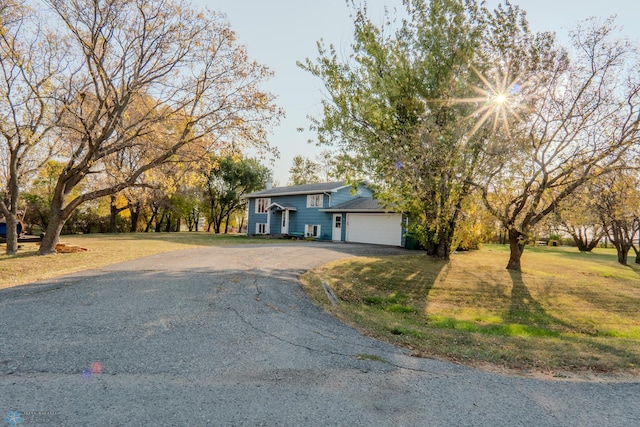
[1,242,638,426]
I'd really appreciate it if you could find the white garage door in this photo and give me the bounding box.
[346,213,403,246]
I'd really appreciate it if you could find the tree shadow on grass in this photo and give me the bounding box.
[325,254,447,320]
[506,270,640,369]
[563,335,640,370]
[409,259,449,316]
[507,270,573,331]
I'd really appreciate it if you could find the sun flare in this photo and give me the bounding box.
[444,65,524,138]
[494,94,507,104]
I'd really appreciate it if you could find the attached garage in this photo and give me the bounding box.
[346,213,403,246]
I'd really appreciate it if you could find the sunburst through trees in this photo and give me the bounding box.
[450,65,525,138]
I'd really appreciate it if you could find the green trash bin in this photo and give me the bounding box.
[405,233,418,250]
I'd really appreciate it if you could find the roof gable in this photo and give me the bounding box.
[266,202,297,211]
[320,197,395,212]
[245,181,354,198]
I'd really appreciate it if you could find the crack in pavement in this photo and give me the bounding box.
[227,306,448,376]
[253,276,263,302]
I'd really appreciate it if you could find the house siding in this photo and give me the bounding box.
[266,194,332,238]
[247,198,270,234]
[329,185,373,207]
[328,186,372,242]
[245,183,403,246]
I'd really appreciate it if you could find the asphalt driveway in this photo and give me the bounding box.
[1,242,638,426]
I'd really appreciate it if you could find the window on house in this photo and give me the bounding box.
[306,194,323,208]
[256,223,268,234]
[305,224,321,238]
[255,198,270,214]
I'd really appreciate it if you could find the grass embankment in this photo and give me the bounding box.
[0,232,276,289]
[301,245,640,378]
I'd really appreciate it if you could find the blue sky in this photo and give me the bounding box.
[194,1,640,185]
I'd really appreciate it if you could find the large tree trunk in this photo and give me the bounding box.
[435,238,450,259]
[617,247,629,265]
[185,215,194,232]
[572,236,588,252]
[573,238,590,252]
[424,234,452,260]
[109,195,119,233]
[207,200,216,232]
[2,141,21,254]
[608,223,633,265]
[213,215,222,233]
[109,195,131,233]
[224,213,231,234]
[38,188,71,254]
[144,212,155,233]
[129,202,141,233]
[145,204,160,232]
[614,243,631,265]
[430,215,458,260]
[569,227,602,252]
[507,228,526,271]
[3,215,19,255]
[1,172,21,254]
[38,207,66,255]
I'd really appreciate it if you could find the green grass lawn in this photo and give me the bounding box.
[301,244,640,379]
[0,232,284,289]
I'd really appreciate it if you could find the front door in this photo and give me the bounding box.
[281,210,289,234]
[332,214,342,241]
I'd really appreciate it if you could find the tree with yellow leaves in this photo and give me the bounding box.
[34,0,282,254]
[0,0,68,254]
[592,171,640,265]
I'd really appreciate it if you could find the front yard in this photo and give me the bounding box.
[301,245,640,378]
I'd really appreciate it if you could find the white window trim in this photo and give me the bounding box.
[255,198,271,214]
[305,224,321,238]
[256,223,268,234]
[306,194,323,208]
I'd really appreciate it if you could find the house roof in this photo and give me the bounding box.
[320,197,396,213]
[245,181,351,198]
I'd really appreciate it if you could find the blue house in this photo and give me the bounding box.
[245,181,406,247]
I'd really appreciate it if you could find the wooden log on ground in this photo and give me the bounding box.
[55,243,88,253]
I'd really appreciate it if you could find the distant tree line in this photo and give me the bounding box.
[18,155,269,236]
